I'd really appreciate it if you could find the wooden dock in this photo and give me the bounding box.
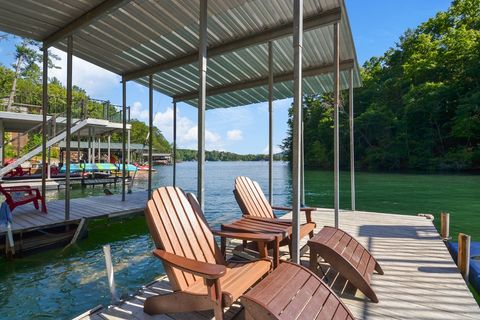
[76,209,479,320]
[0,191,148,236]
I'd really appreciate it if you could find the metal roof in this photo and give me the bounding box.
[0,0,361,109]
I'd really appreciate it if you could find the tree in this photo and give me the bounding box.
[282,0,480,172]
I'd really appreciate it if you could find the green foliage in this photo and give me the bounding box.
[283,0,480,172]
[176,149,285,162]
[111,120,171,153]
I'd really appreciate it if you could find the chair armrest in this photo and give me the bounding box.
[2,186,34,192]
[271,206,316,212]
[153,249,226,280]
[211,229,276,242]
[271,206,315,223]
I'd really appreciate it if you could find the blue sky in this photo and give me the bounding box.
[0,0,452,154]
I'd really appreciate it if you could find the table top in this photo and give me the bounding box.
[221,217,291,238]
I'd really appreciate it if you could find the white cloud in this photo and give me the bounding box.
[262,145,282,155]
[227,129,243,141]
[48,48,120,97]
[153,107,223,150]
[130,101,148,121]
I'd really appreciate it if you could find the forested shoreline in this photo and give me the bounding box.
[283,0,480,172]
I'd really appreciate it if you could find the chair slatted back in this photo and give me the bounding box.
[145,186,222,291]
[234,176,275,219]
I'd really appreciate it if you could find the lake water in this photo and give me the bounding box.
[1,161,479,318]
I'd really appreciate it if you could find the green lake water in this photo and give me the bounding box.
[0,161,479,318]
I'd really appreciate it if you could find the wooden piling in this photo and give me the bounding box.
[440,212,450,240]
[458,233,471,282]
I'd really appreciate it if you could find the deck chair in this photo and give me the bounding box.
[144,186,274,319]
[0,184,47,213]
[233,176,316,251]
[241,262,355,320]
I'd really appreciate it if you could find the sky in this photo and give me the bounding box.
[0,0,452,154]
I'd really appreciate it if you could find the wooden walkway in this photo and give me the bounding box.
[0,191,148,236]
[77,209,479,320]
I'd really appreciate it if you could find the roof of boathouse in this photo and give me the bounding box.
[0,0,361,109]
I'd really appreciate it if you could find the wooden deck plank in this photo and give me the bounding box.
[75,208,479,320]
[0,191,147,235]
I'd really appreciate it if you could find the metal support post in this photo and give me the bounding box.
[121,79,127,201]
[173,101,177,187]
[197,0,208,210]
[41,47,48,198]
[65,35,73,220]
[291,0,303,264]
[107,135,111,163]
[333,22,340,228]
[127,129,131,164]
[349,68,355,211]
[148,75,153,199]
[268,41,274,205]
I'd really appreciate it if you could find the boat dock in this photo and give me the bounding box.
[0,191,147,254]
[76,209,480,320]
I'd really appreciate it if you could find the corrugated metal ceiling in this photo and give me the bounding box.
[0,0,361,109]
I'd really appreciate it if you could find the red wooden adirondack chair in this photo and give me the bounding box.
[0,184,47,213]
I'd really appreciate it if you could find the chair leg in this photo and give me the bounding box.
[42,200,47,213]
[33,200,39,210]
[206,278,224,320]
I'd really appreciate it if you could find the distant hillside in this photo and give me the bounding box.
[176,149,285,162]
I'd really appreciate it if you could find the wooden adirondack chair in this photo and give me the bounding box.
[233,176,316,251]
[0,184,47,213]
[144,186,274,319]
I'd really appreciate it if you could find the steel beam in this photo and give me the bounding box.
[122,79,126,201]
[65,36,73,220]
[41,47,48,199]
[333,22,340,228]
[123,8,341,81]
[173,60,354,102]
[268,41,274,205]
[291,0,303,264]
[42,0,130,48]
[197,0,208,210]
[349,68,355,211]
[148,75,153,199]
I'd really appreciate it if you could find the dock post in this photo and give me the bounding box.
[440,212,450,240]
[333,20,340,228]
[291,0,303,264]
[197,0,208,210]
[148,75,153,199]
[102,244,117,302]
[5,222,15,258]
[65,35,73,220]
[268,41,274,205]
[458,233,471,282]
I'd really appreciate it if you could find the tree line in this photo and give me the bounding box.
[283,0,480,172]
